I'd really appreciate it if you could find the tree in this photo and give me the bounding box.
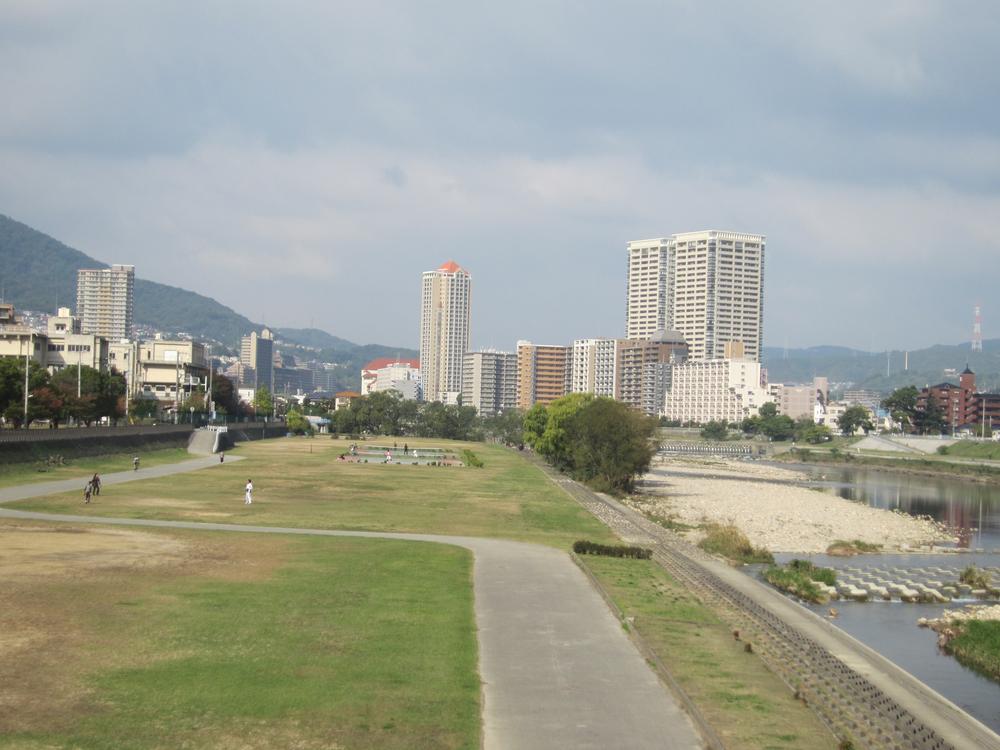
[532,393,593,470]
[0,359,50,425]
[253,387,273,417]
[700,421,728,440]
[211,373,240,416]
[481,408,525,446]
[285,409,313,435]
[915,397,946,435]
[882,386,918,432]
[522,404,549,447]
[563,398,658,493]
[837,405,874,436]
[801,424,833,444]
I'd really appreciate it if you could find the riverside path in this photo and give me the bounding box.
[0,459,701,750]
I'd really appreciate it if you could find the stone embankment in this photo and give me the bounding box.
[634,457,952,553]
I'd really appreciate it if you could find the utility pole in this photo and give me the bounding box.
[207,345,213,419]
[175,356,180,424]
[23,332,31,428]
[77,347,82,399]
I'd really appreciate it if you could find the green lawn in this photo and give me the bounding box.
[0,528,478,750]
[580,556,837,750]
[943,440,1000,460]
[0,446,195,488]
[10,437,616,547]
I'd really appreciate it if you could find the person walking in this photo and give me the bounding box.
[83,482,92,504]
[219,451,225,463]
[91,473,101,496]
[133,455,140,471]
[244,479,253,505]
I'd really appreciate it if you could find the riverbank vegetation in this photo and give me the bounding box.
[581,556,838,750]
[939,440,1000,460]
[698,523,774,564]
[523,394,658,494]
[827,539,882,556]
[763,560,837,604]
[946,621,1000,681]
[779,447,1000,482]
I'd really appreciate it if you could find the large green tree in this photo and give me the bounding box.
[881,386,919,432]
[563,398,658,493]
[836,405,874,436]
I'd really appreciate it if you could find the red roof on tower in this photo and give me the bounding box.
[438,260,463,273]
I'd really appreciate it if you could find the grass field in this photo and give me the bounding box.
[0,521,478,750]
[942,440,1000,460]
[581,556,837,750]
[0,446,195,488]
[9,437,616,548]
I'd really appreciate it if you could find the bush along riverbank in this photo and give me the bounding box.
[698,523,773,564]
[920,605,1000,683]
[763,560,838,604]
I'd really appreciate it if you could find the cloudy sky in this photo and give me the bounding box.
[2,1,998,352]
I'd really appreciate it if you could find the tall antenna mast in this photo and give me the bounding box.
[972,304,983,352]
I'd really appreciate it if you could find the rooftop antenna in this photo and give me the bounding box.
[904,351,909,371]
[972,304,983,352]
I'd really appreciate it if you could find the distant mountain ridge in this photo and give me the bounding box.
[0,214,416,375]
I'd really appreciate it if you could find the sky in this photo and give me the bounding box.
[1,1,998,352]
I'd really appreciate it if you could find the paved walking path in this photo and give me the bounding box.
[0,460,700,750]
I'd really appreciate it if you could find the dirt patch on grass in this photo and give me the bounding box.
[0,524,189,578]
[0,522,291,735]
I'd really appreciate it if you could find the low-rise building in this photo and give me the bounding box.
[360,357,421,397]
[663,357,772,424]
[134,338,209,414]
[335,390,360,411]
[770,377,829,421]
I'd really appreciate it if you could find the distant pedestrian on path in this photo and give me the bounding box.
[219,451,225,463]
[83,482,92,504]
[91,473,101,496]
[244,479,253,505]
[133,455,140,471]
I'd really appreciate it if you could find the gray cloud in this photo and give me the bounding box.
[1,1,997,351]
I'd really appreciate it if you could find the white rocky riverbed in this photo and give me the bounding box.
[630,456,954,554]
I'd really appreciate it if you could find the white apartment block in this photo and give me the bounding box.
[570,338,619,398]
[366,361,422,399]
[663,358,773,424]
[419,260,471,403]
[76,264,135,340]
[668,231,765,362]
[625,238,670,339]
[462,350,517,417]
[43,308,108,372]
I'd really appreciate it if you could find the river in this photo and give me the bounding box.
[768,464,1000,732]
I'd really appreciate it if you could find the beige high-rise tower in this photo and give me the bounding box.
[668,231,765,361]
[419,261,471,403]
[625,238,670,340]
[76,264,135,340]
[624,231,765,361]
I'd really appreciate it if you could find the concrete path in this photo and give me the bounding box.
[0,455,244,504]
[0,461,700,750]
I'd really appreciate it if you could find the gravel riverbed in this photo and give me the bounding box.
[629,456,954,554]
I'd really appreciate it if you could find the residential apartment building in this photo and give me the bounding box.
[135,338,209,413]
[43,308,108,373]
[462,350,517,417]
[240,328,274,392]
[618,330,689,416]
[361,357,421,398]
[419,261,471,403]
[663,357,772,424]
[625,238,670,339]
[667,231,765,362]
[570,338,620,398]
[771,377,830,421]
[516,341,570,409]
[76,264,135,340]
[917,367,979,431]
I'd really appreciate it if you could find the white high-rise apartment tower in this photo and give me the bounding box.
[420,260,471,403]
[624,231,765,361]
[571,338,619,397]
[76,264,135,341]
[625,239,670,340]
[668,231,765,361]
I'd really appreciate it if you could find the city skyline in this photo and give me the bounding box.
[1,4,998,352]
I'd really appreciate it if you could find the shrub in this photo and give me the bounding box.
[960,565,992,589]
[573,540,653,560]
[461,449,484,468]
[698,524,773,564]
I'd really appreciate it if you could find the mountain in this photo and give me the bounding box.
[763,340,1000,394]
[0,214,417,386]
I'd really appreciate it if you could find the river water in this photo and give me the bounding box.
[765,465,1000,732]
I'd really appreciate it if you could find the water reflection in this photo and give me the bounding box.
[804,466,1000,550]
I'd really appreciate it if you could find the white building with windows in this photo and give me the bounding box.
[570,338,619,398]
[663,357,773,424]
[419,260,471,403]
[361,357,421,398]
[76,264,134,341]
[625,239,670,340]
[462,350,516,417]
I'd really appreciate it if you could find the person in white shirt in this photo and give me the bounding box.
[244,479,253,505]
